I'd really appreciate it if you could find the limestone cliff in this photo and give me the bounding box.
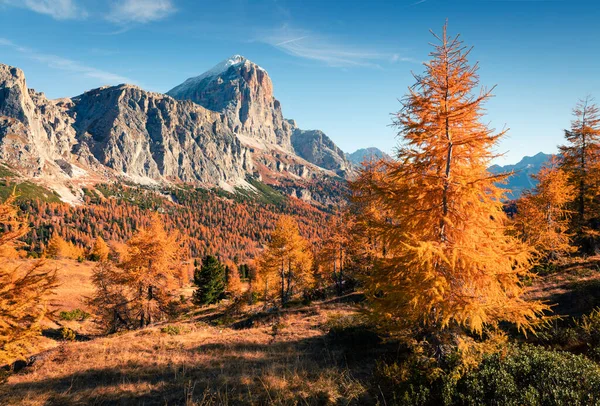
[167,55,293,150]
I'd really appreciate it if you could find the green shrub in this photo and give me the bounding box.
[59,309,90,321]
[160,325,181,336]
[60,327,76,341]
[376,344,600,406]
[534,308,600,361]
[454,345,600,405]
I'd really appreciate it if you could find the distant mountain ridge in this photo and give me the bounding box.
[0,56,353,204]
[489,152,552,199]
[346,147,391,165]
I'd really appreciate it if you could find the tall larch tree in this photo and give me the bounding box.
[0,194,57,364]
[516,158,576,262]
[558,97,600,251]
[119,213,181,328]
[257,216,313,306]
[318,214,353,295]
[90,236,110,262]
[351,24,547,344]
[224,260,243,299]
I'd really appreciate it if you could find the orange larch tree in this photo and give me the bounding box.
[558,97,600,251]
[351,24,547,343]
[119,213,182,327]
[516,158,576,262]
[0,194,56,364]
[89,213,182,330]
[257,215,313,306]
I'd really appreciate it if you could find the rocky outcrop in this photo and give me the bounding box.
[72,84,251,184]
[0,64,77,177]
[0,60,353,203]
[0,63,252,186]
[290,127,350,176]
[167,55,293,150]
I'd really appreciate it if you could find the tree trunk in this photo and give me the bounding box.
[280,258,285,306]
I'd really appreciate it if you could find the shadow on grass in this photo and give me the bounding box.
[0,331,385,405]
[546,278,600,317]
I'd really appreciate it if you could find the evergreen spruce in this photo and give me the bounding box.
[192,255,226,305]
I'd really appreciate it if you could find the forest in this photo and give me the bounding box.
[3,23,600,405]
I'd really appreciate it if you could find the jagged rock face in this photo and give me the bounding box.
[0,61,350,203]
[167,56,293,150]
[72,85,251,184]
[291,128,350,176]
[0,63,251,185]
[0,65,76,176]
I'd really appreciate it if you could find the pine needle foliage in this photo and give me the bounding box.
[0,194,56,364]
[257,216,313,306]
[192,255,226,305]
[516,158,576,261]
[89,213,182,331]
[558,97,600,250]
[351,24,548,337]
[90,236,110,262]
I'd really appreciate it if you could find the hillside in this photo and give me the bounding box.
[0,291,377,405]
[3,255,600,405]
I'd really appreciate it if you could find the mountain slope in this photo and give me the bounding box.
[72,84,251,185]
[0,60,351,204]
[488,152,551,199]
[290,123,350,176]
[0,64,77,178]
[167,55,351,176]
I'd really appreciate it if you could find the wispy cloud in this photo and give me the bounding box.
[0,0,87,20]
[0,38,133,84]
[106,0,176,24]
[260,26,416,68]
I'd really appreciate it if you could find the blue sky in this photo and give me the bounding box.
[1,0,599,164]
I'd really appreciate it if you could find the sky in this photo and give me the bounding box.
[1,0,599,165]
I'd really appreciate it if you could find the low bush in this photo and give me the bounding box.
[160,325,181,336]
[376,344,600,406]
[535,308,600,361]
[60,327,76,341]
[59,309,90,322]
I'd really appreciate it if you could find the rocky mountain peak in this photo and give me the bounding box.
[167,55,292,150]
[0,63,76,177]
[290,125,351,176]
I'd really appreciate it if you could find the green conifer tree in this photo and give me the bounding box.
[192,255,226,305]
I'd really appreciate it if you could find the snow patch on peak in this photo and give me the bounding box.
[172,55,267,93]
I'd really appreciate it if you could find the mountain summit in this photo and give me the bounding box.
[0,58,354,203]
[167,55,293,150]
[167,55,351,175]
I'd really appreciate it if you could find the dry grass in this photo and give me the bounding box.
[526,256,600,317]
[1,298,378,405]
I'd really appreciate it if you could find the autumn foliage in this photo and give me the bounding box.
[89,213,182,331]
[516,158,576,261]
[257,216,313,306]
[352,24,547,338]
[558,97,600,251]
[0,194,56,364]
